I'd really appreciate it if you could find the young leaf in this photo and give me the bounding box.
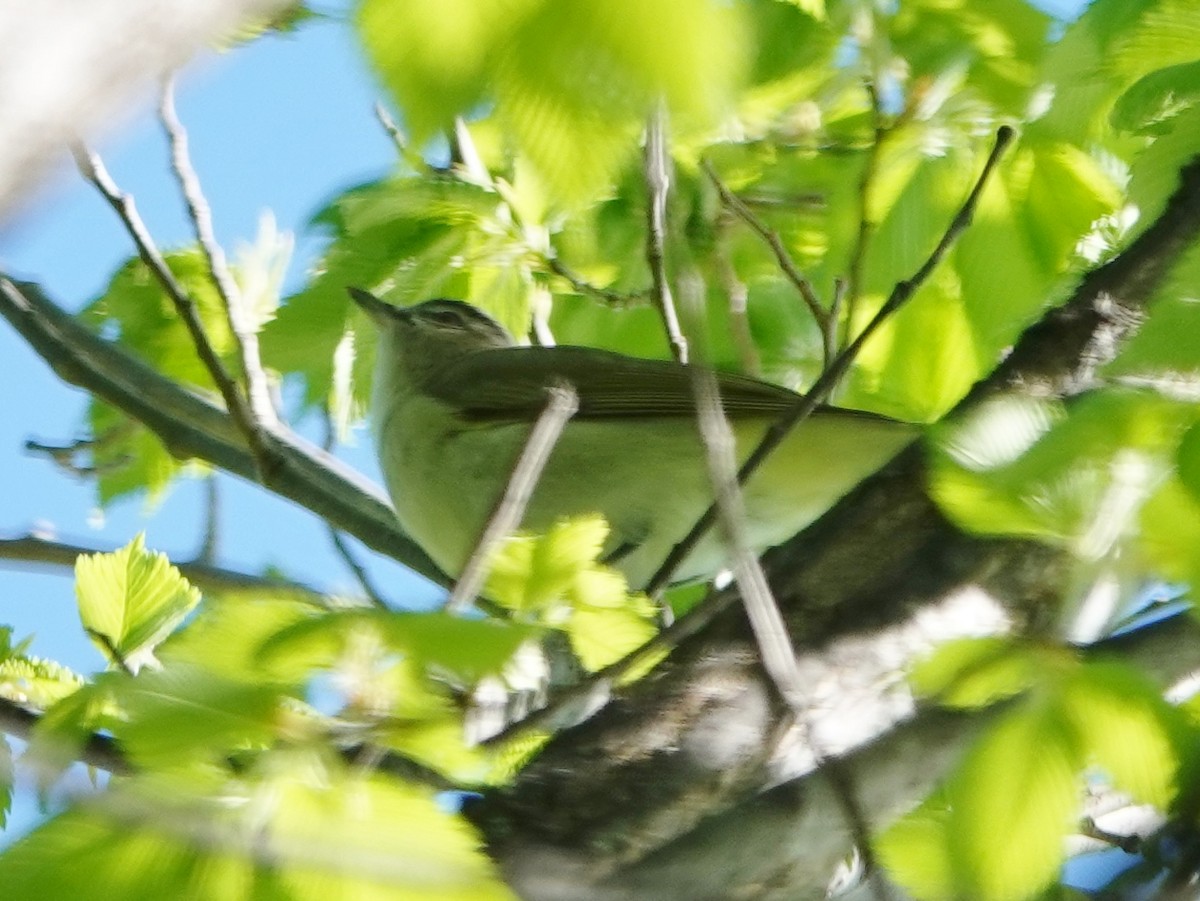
[74,535,202,672]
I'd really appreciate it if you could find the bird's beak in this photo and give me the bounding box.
[347,287,407,328]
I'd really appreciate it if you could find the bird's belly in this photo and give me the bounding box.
[379,403,914,588]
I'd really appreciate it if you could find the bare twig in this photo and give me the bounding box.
[71,143,276,481]
[843,79,887,349]
[701,157,832,365]
[197,473,219,564]
[684,281,894,900]
[643,103,688,363]
[0,531,334,607]
[713,213,762,376]
[159,74,278,430]
[545,256,651,308]
[445,383,579,614]
[25,433,131,477]
[327,529,390,610]
[646,126,1015,596]
[374,101,407,155]
[682,286,805,709]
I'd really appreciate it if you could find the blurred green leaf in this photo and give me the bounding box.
[1061,661,1185,808]
[930,391,1194,547]
[357,0,747,200]
[1112,60,1200,134]
[877,793,956,901]
[75,535,201,672]
[910,637,1053,709]
[116,663,288,770]
[0,739,11,829]
[0,767,515,899]
[946,700,1081,900]
[261,609,538,688]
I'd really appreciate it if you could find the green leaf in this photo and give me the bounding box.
[88,401,188,508]
[1060,661,1184,808]
[357,0,747,200]
[0,654,84,709]
[1106,295,1200,384]
[930,391,1194,547]
[158,594,321,687]
[75,535,202,671]
[910,637,1051,709]
[0,768,515,899]
[486,516,610,616]
[1112,60,1200,134]
[115,663,288,769]
[946,701,1081,900]
[485,516,656,671]
[877,794,956,901]
[1139,475,1200,591]
[260,609,538,687]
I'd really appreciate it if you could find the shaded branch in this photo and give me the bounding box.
[0,278,447,587]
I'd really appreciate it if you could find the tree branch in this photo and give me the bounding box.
[0,278,447,587]
[0,531,333,607]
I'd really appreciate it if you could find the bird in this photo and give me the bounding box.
[349,288,916,589]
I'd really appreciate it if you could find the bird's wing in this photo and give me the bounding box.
[429,346,900,426]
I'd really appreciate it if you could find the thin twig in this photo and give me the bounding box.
[445,383,579,614]
[0,696,129,774]
[643,103,688,363]
[160,75,278,430]
[328,529,390,610]
[197,473,219,564]
[71,144,275,480]
[25,434,130,477]
[713,212,762,376]
[646,126,1015,596]
[701,157,832,364]
[374,101,407,155]
[843,78,886,350]
[545,256,651,308]
[683,279,807,710]
[0,532,333,607]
